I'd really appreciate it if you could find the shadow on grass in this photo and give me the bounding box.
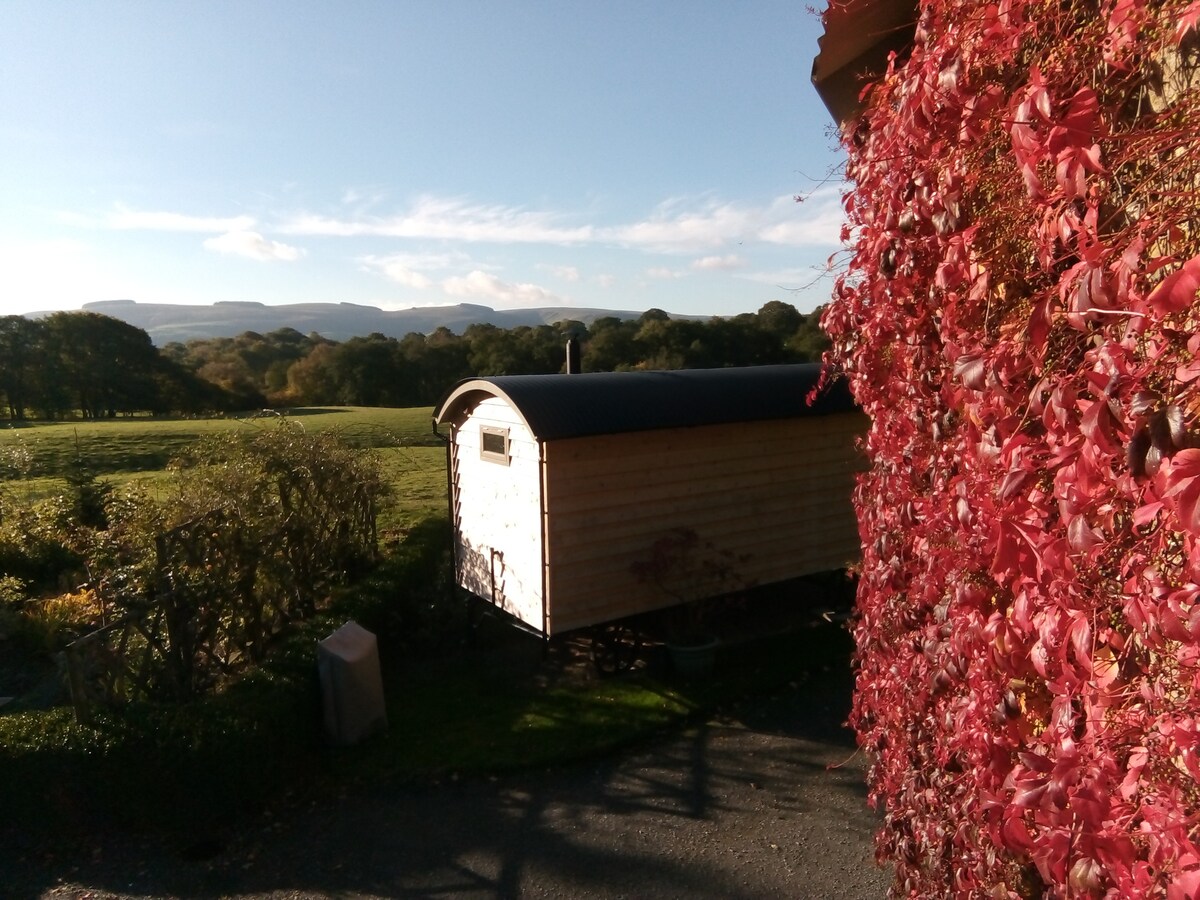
[265,407,350,417]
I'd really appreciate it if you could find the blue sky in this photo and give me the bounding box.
[0,1,847,320]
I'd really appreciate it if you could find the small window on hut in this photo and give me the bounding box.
[480,426,510,464]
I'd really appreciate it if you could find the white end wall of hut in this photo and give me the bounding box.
[450,396,545,631]
[540,411,866,634]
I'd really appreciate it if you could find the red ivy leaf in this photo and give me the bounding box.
[1068,515,1103,553]
[1002,813,1035,850]
[1178,0,1200,42]
[1131,390,1161,416]
[954,353,988,390]
[1048,87,1099,155]
[1162,449,1200,534]
[1080,398,1120,455]
[1068,613,1093,672]
[1013,774,1049,807]
[1147,255,1200,316]
[1169,869,1200,900]
[1177,358,1200,384]
[999,468,1032,501]
[1133,501,1164,528]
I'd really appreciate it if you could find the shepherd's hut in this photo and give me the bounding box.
[432,363,864,637]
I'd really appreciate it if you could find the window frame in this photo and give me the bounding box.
[479,425,511,465]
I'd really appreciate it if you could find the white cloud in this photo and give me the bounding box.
[61,189,846,264]
[203,230,303,262]
[274,189,845,253]
[692,254,745,271]
[442,270,564,307]
[539,264,581,282]
[646,267,686,279]
[602,191,844,253]
[280,195,593,244]
[107,205,257,233]
[743,267,816,284]
[605,199,751,253]
[364,250,472,271]
[742,265,838,292]
[340,186,387,208]
[360,250,476,289]
[594,274,616,288]
[756,191,846,247]
[380,263,433,289]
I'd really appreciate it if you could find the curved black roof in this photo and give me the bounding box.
[433,364,855,441]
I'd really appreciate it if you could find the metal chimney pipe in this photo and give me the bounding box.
[565,338,581,374]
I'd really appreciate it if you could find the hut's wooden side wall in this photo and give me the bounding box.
[541,411,866,634]
[450,397,545,631]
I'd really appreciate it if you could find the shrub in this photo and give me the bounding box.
[0,513,453,833]
[72,422,386,703]
[826,0,1200,894]
[8,588,105,655]
[0,492,83,594]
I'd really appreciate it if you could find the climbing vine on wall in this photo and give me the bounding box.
[824,0,1200,894]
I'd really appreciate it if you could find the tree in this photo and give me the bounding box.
[43,312,164,417]
[329,335,411,406]
[581,317,638,372]
[167,328,328,405]
[401,328,471,403]
[637,308,670,325]
[755,300,804,338]
[285,343,340,405]
[0,316,45,421]
[633,316,710,370]
[785,309,829,361]
[465,323,565,376]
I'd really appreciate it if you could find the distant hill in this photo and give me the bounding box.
[30,300,676,345]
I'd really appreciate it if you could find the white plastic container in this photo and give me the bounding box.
[317,621,387,746]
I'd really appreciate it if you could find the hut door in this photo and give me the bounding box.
[488,548,507,609]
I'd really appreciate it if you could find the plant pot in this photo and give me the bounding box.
[667,638,719,678]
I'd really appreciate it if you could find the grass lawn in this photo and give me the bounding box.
[0,406,449,532]
[376,445,449,532]
[0,406,439,478]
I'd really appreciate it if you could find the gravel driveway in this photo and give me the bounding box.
[12,627,890,899]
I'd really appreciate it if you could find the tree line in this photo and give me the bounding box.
[0,301,829,420]
[0,312,230,420]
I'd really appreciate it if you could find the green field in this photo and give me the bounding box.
[0,406,441,474]
[0,406,448,532]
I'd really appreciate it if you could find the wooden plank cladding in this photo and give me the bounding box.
[548,528,861,612]
[547,414,865,483]
[541,412,862,632]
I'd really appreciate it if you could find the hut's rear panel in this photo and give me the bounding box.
[541,411,866,633]
[450,397,545,631]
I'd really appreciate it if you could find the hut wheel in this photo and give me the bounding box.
[589,623,642,675]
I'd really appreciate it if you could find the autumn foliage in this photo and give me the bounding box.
[823,0,1200,894]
